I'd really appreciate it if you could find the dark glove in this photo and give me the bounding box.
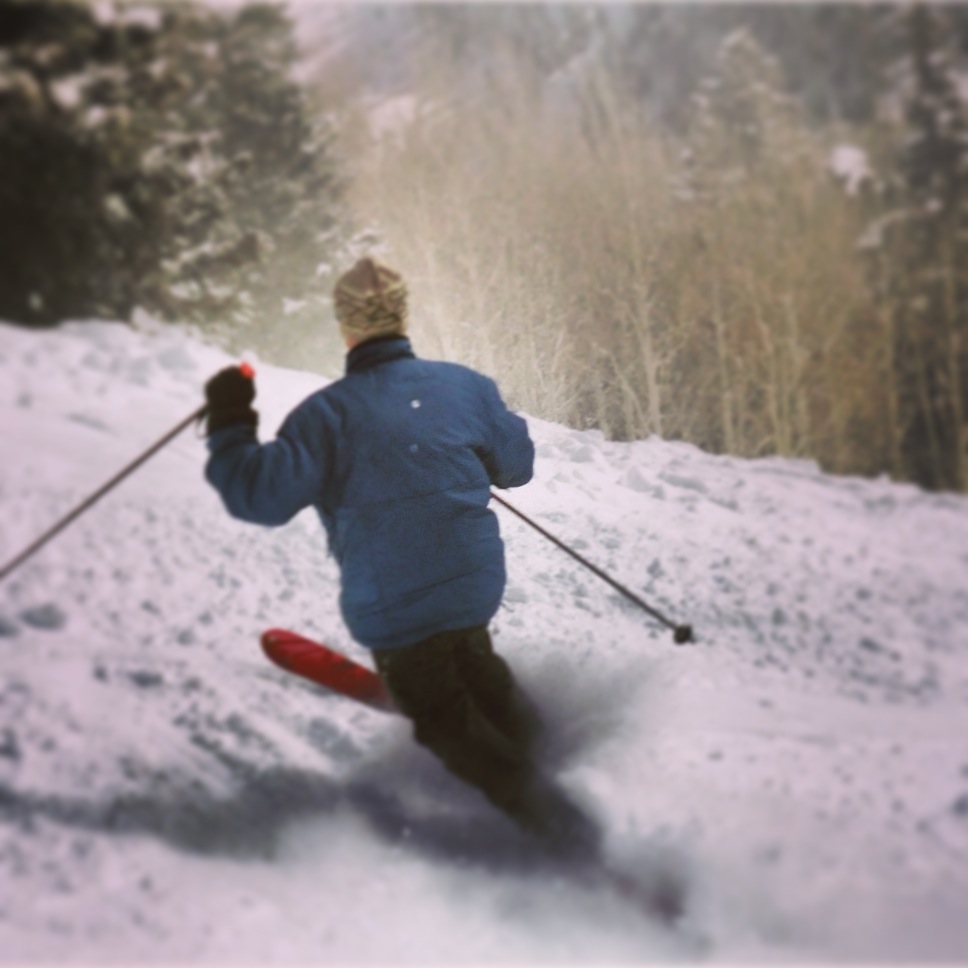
[204,365,258,436]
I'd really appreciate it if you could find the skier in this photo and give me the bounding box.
[202,256,601,862]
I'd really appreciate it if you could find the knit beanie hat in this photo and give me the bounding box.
[333,257,408,343]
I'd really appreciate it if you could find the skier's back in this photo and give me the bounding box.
[203,256,600,861]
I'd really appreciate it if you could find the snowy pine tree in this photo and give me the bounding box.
[0,0,346,335]
[211,3,348,357]
[677,28,812,207]
[664,28,860,466]
[869,4,968,490]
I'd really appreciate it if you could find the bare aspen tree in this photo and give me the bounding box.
[324,10,955,490]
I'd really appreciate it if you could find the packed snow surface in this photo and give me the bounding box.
[2,318,968,963]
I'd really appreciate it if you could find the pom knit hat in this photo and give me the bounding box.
[333,257,408,343]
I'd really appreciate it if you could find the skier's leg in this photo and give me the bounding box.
[375,630,601,861]
[374,631,532,806]
[455,627,543,757]
[454,629,602,862]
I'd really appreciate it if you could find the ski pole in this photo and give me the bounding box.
[490,490,694,644]
[0,363,255,581]
[0,363,255,584]
[0,402,207,583]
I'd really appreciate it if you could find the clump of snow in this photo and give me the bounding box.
[118,6,163,31]
[367,94,420,140]
[1,317,967,962]
[282,298,308,316]
[856,209,909,251]
[829,144,872,196]
[49,74,86,111]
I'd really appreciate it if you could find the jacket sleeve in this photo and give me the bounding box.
[476,376,535,489]
[204,398,330,526]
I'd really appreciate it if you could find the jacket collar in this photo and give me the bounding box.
[345,335,415,375]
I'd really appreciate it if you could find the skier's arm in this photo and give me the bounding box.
[205,401,329,527]
[476,377,535,489]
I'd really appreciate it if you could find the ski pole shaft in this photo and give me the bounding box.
[490,490,694,644]
[0,402,207,584]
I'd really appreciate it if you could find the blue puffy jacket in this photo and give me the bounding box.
[205,336,535,649]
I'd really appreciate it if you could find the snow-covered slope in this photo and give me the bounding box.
[2,318,968,963]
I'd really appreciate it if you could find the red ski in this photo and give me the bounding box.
[261,628,396,713]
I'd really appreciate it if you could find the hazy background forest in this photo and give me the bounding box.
[2,2,967,493]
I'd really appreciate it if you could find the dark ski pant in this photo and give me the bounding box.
[373,626,541,816]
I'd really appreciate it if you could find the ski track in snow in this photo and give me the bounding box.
[1,318,968,963]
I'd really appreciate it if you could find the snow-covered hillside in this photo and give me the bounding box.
[1,317,968,963]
